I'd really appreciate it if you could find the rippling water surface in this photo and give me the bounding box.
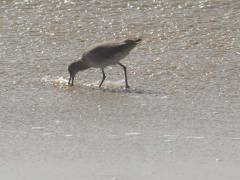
[1,0,240,180]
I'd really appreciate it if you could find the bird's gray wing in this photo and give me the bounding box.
[87,43,127,60]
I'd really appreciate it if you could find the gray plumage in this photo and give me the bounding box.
[68,38,141,88]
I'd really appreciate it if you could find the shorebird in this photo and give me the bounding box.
[68,38,141,88]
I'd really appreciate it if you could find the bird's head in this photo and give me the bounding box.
[68,61,78,79]
[68,61,89,85]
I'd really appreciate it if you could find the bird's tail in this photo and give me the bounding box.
[135,38,142,43]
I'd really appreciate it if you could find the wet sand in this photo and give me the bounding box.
[1,0,240,180]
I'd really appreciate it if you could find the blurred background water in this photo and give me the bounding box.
[0,0,240,180]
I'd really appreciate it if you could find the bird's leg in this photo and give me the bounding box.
[99,68,106,87]
[99,67,106,88]
[71,76,74,86]
[68,76,72,86]
[118,63,130,88]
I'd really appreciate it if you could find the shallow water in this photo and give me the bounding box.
[1,0,240,180]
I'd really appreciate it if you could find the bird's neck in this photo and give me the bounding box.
[76,60,90,71]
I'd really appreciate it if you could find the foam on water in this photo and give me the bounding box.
[124,132,141,136]
[64,134,73,137]
[41,75,69,88]
[231,137,240,140]
[40,76,166,95]
[41,76,129,90]
[185,136,205,140]
[83,80,125,88]
[31,126,45,130]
